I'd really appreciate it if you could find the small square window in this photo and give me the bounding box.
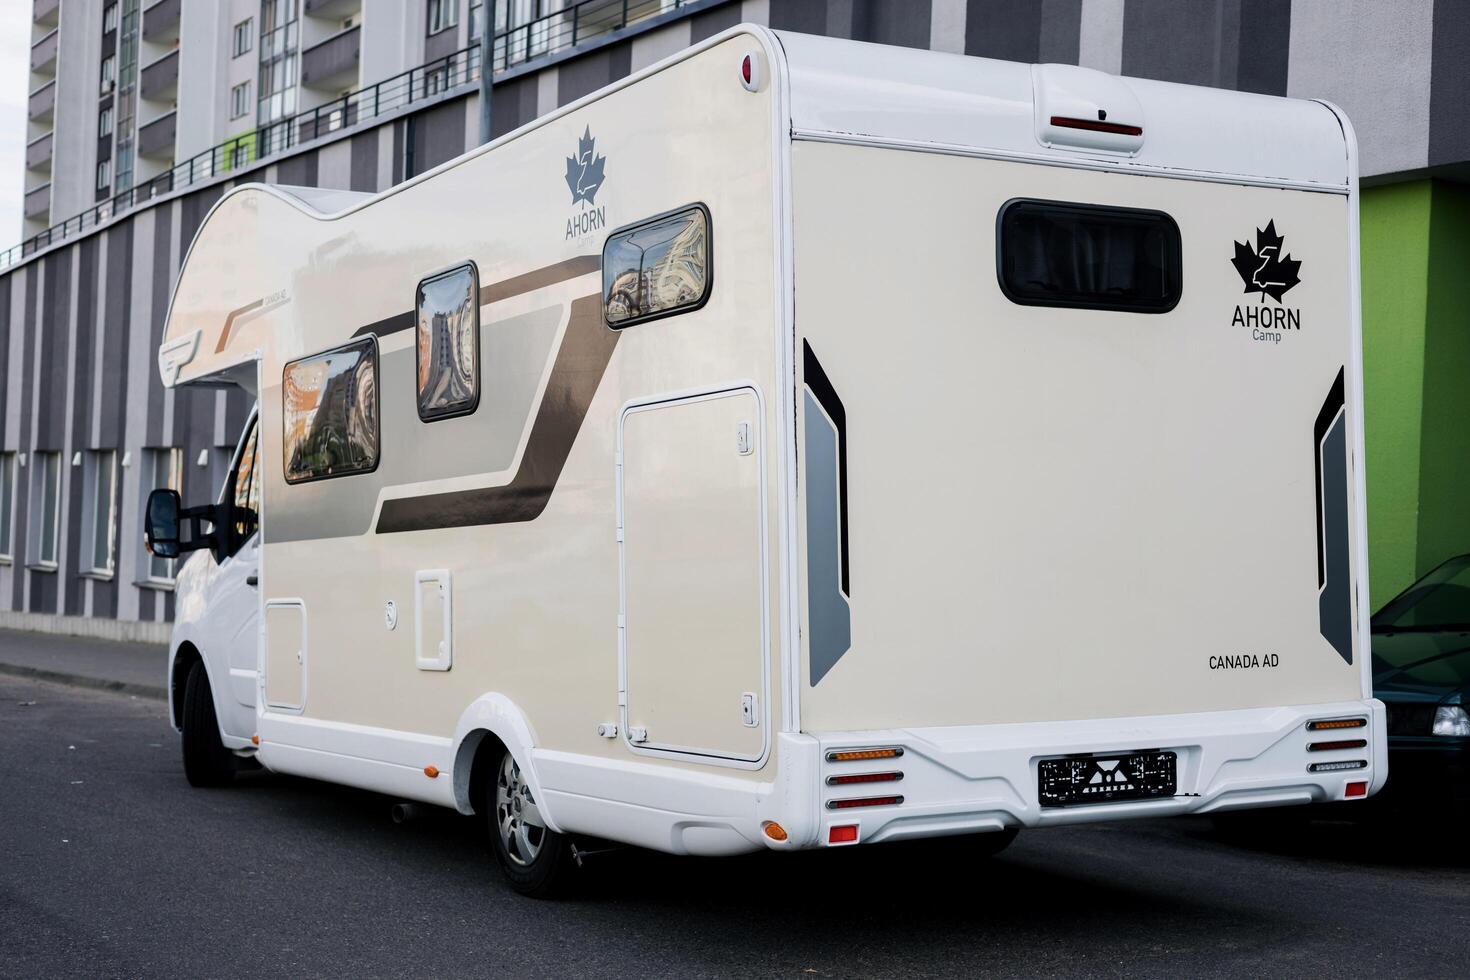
[231,81,252,119]
[283,338,380,483]
[603,205,712,328]
[98,105,113,138]
[415,264,480,421]
[233,18,254,58]
[96,159,113,191]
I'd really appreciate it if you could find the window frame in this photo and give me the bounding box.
[145,447,183,583]
[281,335,381,485]
[230,80,252,119]
[82,449,118,576]
[994,198,1183,315]
[602,202,714,331]
[103,2,118,33]
[100,54,116,93]
[414,261,482,423]
[98,105,114,138]
[0,452,14,562]
[28,451,61,570]
[96,159,112,191]
[233,18,254,58]
[427,0,459,35]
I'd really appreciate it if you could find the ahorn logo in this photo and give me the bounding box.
[563,126,607,241]
[1231,219,1301,303]
[564,126,606,206]
[1230,220,1303,344]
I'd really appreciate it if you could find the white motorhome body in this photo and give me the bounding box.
[157,26,1385,872]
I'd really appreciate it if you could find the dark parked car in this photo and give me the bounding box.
[1372,554,1470,810]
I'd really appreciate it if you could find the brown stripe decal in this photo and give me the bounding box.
[374,294,616,533]
[216,298,264,352]
[352,255,602,340]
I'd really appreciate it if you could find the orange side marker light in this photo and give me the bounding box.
[424,766,440,779]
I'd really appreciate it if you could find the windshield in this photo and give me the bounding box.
[1372,555,1470,632]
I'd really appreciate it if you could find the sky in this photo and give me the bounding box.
[0,1,33,251]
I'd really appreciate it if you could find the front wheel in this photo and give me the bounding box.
[181,659,235,788]
[486,750,577,898]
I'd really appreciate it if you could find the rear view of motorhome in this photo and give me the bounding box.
[146,25,1385,896]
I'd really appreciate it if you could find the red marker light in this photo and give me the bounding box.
[742,55,752,85]
[1345,781,1369,799]
[1050,115,1143,137]
[829,824,858,844]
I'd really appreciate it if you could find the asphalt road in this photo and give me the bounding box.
[2,676,1468,979]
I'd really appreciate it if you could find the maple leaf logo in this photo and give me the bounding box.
[564,126,606,206]
[1231,219,1301,303]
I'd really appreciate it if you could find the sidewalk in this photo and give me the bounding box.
[0,628,168,699]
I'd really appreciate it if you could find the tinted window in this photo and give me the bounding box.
[603,205,711,328]
[416,264,480,421]
[283,338,379,484]
[997,200,1181,313]
[231,419,260,551]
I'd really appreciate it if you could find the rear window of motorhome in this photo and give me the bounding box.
[282,338,380,484]
[416,263,480,421]
[997,200,1181,313]
[603,204,711,328]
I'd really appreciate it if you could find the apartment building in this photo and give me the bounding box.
[4,0,1470,641]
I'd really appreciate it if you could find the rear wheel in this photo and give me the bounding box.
[181,659,235,788]
[486,750,577,898]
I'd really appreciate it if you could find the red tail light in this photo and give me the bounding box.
[1308,739,1368,752]
[826,795,903,810]
[1049,115,1142,137]
[828,824,859,844]
[826,771,903,786]
[1345,781,1369,798]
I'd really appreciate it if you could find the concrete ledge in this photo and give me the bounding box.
[0,610,171,646]
[0,662,166,700]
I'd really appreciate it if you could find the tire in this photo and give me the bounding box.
[181,659,235,788]
[485,749,577,898]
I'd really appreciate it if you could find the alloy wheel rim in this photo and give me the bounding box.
[495,754,546,866]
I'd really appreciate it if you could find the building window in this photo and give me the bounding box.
[83,450,118,575]
[0,452,14,561]
[98,105,114,138]
[416,265,480,421]
[603,205,713,328]
[230,141,252,169]
[996,199,1183,314]
[231,81,251,119]
[282,338,379,483]
[96,159,113,191]
[233,18,253,58]
[257,0,300,126]
[112,0,141,193]
[100,55,116,94]
[146,448,182,581]
[28,452,61,568]
[500,0,553,65]
[427,0,459,35]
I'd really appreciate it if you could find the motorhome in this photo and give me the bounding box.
[148,25,1386,896]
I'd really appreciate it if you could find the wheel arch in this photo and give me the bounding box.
[169,641,204,732]
[450,693,560,831]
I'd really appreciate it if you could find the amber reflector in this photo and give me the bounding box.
[1308,718,1367,731]
[251,735,260,745]
[762,821,788,842]
[826,747,904,763]
[424,766,440,778]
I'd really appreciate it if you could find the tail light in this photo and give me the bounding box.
[826,771,903,786]
[826,747,903,763]
[1307,739,1368,752]
[826,795,903,810]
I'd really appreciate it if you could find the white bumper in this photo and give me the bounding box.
[768,699,1386,848]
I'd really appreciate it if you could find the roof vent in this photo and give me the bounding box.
[1032,64,1144,155]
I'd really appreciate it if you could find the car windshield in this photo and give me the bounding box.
[1372,555,1470,632]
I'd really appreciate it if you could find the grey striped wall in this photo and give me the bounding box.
[1,0,1465,631]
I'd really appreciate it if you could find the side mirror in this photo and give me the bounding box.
[145,488,182,559]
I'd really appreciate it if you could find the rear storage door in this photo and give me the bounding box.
[619,388,767,762]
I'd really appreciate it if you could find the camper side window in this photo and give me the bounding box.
[997,199,1181,313]
[282,338,380,484]
[415,264,480,421]
[603,204,711,328]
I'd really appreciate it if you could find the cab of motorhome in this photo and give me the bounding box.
[148,24,1384,896]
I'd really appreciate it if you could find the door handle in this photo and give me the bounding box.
[246,574,258,587]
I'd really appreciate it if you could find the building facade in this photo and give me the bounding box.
[4,0,1469,640]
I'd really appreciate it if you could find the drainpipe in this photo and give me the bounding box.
[478,1,497,144]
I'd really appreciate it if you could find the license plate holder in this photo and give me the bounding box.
[1038,750,1177,808]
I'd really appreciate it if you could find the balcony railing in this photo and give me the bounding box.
[33,0,61,28]
[26,132,53,171]
[30,28,58,74]
[300,25,361,90]
[140,49,180,102]
[24,184,51,220]
[28,79,55,122]
[142,0,182,43]
[0,0,712,268]
[139,111,177,159]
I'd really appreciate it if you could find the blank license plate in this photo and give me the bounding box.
[1038,751,1177,808]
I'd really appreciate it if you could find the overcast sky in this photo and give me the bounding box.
[0,3,33,251]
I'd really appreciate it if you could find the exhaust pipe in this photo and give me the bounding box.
[390,802,419,825]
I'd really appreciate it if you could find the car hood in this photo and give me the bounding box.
[1372,630,1470,701]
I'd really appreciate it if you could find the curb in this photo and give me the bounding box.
[0,661,167,701]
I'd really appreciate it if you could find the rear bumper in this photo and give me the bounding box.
[768,699,1386,848]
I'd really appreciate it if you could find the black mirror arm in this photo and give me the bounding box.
[178,503,226,557]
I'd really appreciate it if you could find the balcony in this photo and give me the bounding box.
[139,49,179,103]
[300,25,360,91]
[139,111,176,159]
[24,183,50,220]
[31,28,58,75]
[33,0,60,28]
[142,0,181,44]
[28,79,54,123]
[304,0,361,17]
[26,132,52,171]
